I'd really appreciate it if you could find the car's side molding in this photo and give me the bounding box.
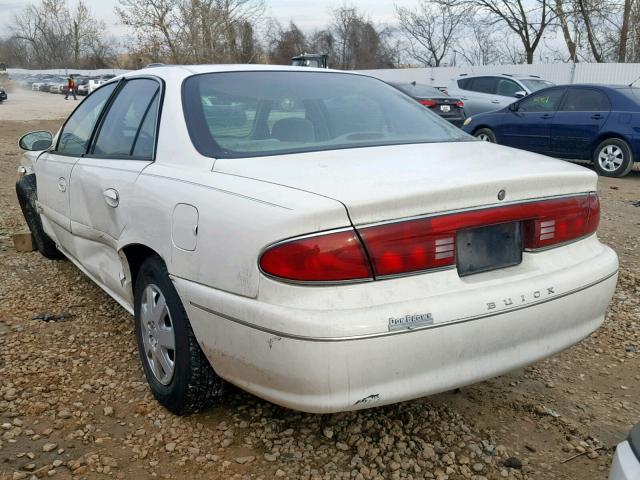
[187,269,618,343]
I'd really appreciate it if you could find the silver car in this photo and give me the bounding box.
[448,74,554,116]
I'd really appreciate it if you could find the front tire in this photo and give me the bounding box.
[15,174,63,259]
[474,128,496,143]
[593,138,634,177]
[134,255,224,415]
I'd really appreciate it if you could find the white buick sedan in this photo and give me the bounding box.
[16,65,618,415]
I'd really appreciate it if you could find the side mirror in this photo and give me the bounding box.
[514,91,527,99]
[19,131,52,151]
[508,102,519,112]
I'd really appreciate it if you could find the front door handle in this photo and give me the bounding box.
[540,113,552,119]
[103,188,119,208]
[591,114,604,120]
[491,99,500,104]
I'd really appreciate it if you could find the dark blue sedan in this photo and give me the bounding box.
[462,84,640,177]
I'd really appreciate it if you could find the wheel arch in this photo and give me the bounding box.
[590,132,633,158]
[120,243,165,295]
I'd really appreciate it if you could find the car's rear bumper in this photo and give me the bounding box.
[174,238,618,413]
[610,441,640,480]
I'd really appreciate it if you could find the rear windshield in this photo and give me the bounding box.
[392,83,446,98]
[182,71,469,158]
[520,79,555,92]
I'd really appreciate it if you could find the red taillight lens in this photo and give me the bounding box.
[456,100,464,108]
[260,194,599,282]
[419,99,436,107]
[359,194,600,277]
[260,230,372,282]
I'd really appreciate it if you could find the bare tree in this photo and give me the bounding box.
[395,0,468,67]
[266,21,307,65]
[454,22,502,65]
[451,0,554,64]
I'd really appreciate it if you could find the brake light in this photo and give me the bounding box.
[260,230,373,282]
[359,194,599,277]
[456,100,464,108]
[419,99,436,107]
[260,194,599,282]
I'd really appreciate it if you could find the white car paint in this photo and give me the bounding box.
[610,441,640,479]
[23,64,618,413]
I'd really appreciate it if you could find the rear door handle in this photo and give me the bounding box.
[491,100,500,104]
[540,114,552,119]
[591,114,604,120]
[103,188,119,208]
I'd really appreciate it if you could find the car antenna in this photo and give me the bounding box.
[628,75,640,87]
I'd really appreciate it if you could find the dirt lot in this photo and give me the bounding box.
[0,89,639,480]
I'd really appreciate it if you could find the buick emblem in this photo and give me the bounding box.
[497,189,506,201]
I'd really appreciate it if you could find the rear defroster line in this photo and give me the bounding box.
[188,269,617,343]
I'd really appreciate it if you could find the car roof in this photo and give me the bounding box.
[119,64,358,82]
[457,73,543,79]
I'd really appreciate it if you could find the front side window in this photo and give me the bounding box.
[92,78,160,159]
[560,88,610,112]
[518,88,565,113]
[55,82,117,156]
[496,79,521,97]
[183,71,469,158]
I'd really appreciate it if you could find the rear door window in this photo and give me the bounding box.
[560,88,610,111]
[91,78,160,159]
[496,79,522,97]
[469,77,498,94]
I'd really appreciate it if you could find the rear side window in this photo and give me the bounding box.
[55,83,117,156]
[92,78,160,159]
[560,88,610,112]
[469,77,498,94]
[457,78,471,90]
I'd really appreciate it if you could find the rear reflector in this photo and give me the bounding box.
[260,194,599,282]
[259,230,373,282]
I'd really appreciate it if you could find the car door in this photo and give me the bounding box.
[34,82,117,248]
[459,77,501,115]
[499,87,566,155]
[68,77,162,301]
[550,87,611,159]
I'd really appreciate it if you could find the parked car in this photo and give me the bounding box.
[16,66,618,415]
[388,81,466,127]
[76,77,96,96]
[448,73,555,116]
[462,84,640,177]
[49,83,64,94]
[610,423,640,479]
[87,78,105,94]
[0,86,7,103]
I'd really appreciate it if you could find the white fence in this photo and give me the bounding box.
[358,63,640,88]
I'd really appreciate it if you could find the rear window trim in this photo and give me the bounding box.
[181,70,472,159]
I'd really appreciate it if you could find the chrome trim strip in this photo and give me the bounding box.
[190,269,617,343]
[356,192,592,229]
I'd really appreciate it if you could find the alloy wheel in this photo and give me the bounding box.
[598,145,624,172]
[140,284,175,385]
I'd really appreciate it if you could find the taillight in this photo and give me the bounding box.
[419,99,436,107]
[260,230,373,282]
[359,193,599,277]
[260,194,599,282]
[456,100,464,108]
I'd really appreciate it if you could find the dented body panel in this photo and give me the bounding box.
[21,64,619,413]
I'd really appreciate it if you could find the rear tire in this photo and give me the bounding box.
[15,174,63,259]
[134,255,224,415]
[474,128,496,143]
[592,138,634,178]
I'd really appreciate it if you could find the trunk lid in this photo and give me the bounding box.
[213,141,597,226]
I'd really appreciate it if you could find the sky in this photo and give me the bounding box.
[0,0,418,36]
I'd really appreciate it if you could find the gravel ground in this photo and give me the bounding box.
[0,89,639,480]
